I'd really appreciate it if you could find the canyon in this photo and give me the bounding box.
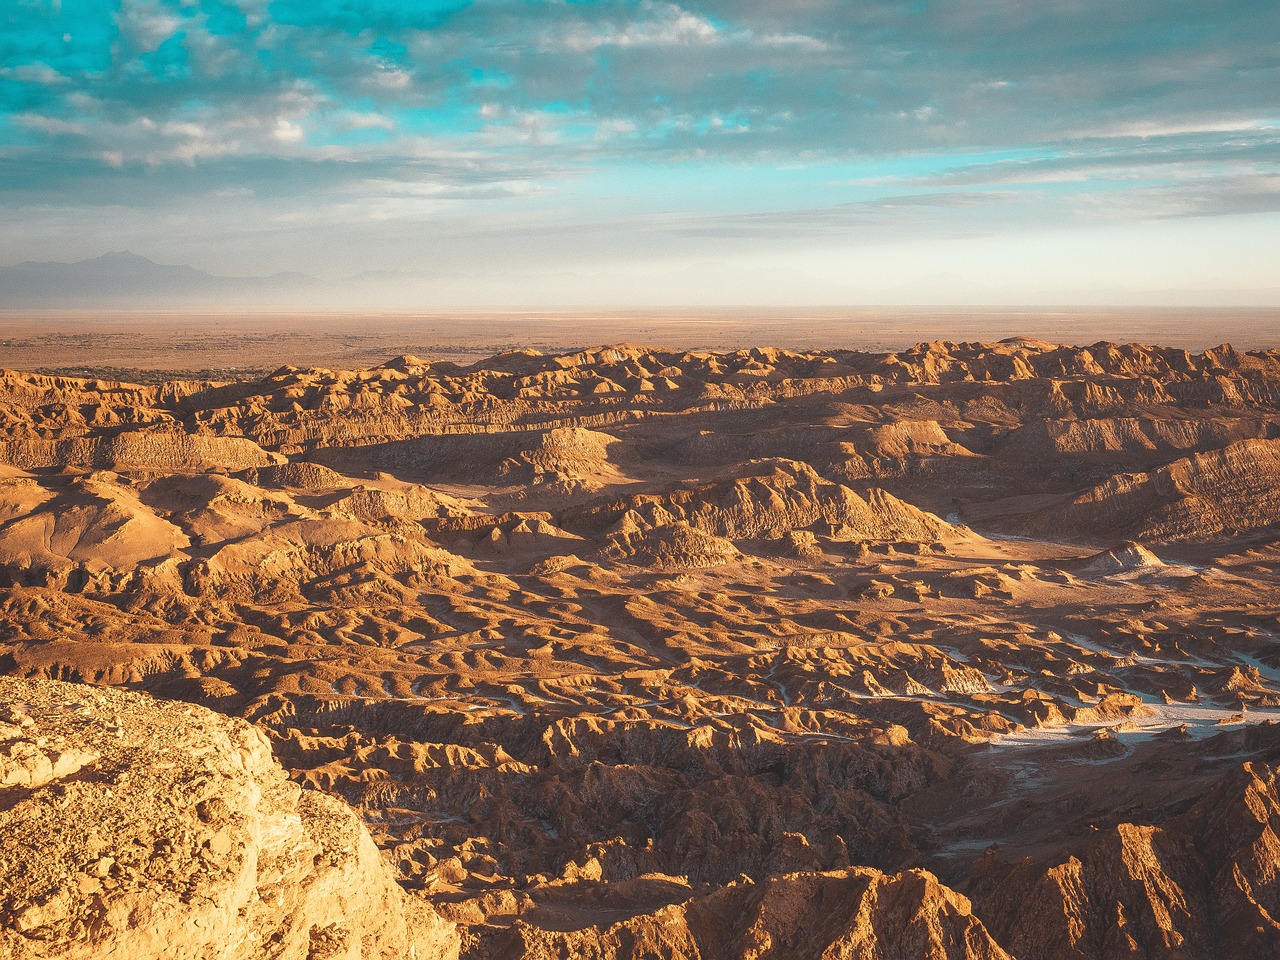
[2,337,1280,958]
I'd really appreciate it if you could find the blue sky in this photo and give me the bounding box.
[2,0,1279,305]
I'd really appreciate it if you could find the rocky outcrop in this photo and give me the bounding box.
[1029,438,1280,543]
[2,342,1280,960]
[971,761,1280,960]
[997,415,1270,461]
[257,461,348,491]
[0,432,283,472]
[1082,540,1165,575]
[567,459,959,543]
[0,677,459,960]
[313,427,627,490]
[0,469,481,599]
[600,520,742,568]
[477,868,1012,960]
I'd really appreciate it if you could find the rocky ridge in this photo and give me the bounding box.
[0,676,459,960]
[3,339,1280,958]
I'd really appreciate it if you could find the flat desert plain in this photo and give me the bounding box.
[3,313,1280,959]
[3,307,1279,378]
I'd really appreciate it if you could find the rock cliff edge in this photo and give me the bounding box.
[0,676,460,960]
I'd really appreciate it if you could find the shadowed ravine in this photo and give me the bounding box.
[4,339,1280,958]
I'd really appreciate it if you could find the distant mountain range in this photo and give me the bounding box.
[2,251,1277,309]
[0,251,318,308]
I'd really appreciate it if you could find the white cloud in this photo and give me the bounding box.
[15,113,85,136]
[273,119,304,143]
[1090,119,1277,140]
[559,2,721,53]
[753,32,830,51]
[233,0,270,28]
[162,122,206,139]
[337,112,395,132]
[116,0,182,53]
[596,118,638,139]
[0,63,69,85]
[375,68,412,91]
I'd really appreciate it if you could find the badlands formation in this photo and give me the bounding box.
[2,338,1280,958]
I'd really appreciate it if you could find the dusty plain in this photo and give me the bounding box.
[3,310,1280,958]
[3,307,1279,380]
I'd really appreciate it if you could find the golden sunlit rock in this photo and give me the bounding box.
[3,338,1280,958]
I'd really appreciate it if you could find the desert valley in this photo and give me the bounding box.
[3,329,1280,958]
[6,0,1279,953]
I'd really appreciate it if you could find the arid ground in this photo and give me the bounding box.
[4,314,1280,958]
[3,307,1279,379]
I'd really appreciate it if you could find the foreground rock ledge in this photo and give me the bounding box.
[0,677,459,960]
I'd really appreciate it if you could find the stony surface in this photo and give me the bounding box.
[0,676,458,960]
[1,339,1280,957]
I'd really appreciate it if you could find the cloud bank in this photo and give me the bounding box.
[1,0,1278,305]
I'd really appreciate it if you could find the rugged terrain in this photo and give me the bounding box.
[2,337,1280,957]
[0,676,459,960]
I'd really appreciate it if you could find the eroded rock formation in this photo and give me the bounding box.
[2,338,1280,957]
[0,676,459,960]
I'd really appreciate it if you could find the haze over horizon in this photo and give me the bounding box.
[2,0,1278,308]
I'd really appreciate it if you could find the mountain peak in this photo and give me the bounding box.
[0,250,313,307]
[90,250,157,266]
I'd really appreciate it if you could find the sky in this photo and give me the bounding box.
[1,0,1279,307]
